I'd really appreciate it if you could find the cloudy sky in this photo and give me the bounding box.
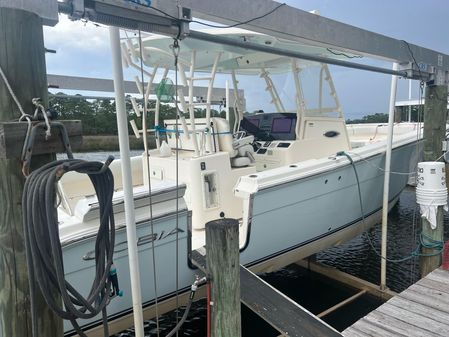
[43,0,449,119]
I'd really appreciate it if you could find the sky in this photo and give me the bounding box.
[43,0,449,120]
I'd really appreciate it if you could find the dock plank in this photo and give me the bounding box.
[343,268,449,337]
[348,318,407,337]
[342,326,373,337]
[398,288,449,313]
[406,284,449,306]
[429,268,449,282]
[417,277,449,295]
[387,296,449,325]
[365,310,434,337]
[376,302,449,336]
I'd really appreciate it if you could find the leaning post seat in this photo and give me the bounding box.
[214,118,255,167]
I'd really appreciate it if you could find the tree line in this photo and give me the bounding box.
[49,93,227,135]
[49,94,395,135]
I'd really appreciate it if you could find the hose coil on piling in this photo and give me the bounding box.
[22,158,116,337]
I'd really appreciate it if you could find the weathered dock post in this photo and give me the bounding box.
[206,218,242,337]
[420,83,448,278]
[0,5,62,337]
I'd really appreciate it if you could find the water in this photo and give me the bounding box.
[318,186,449,293]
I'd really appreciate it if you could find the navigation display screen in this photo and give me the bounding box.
[247,118,260,127]
[271,118,293,133]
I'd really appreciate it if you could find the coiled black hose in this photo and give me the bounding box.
[22,159,116,337]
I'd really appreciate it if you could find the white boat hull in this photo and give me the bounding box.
[63,141,418,335]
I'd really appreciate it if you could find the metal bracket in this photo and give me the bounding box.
[21,122,74,176]
[398,62,432,81]
[58,0,192,39]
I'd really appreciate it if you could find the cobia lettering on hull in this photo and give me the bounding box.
[82,228,185,261]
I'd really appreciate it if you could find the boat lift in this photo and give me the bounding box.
[6,1,449,336]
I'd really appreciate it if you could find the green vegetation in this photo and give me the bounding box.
[49,93,228,135]
[345,113,388,124]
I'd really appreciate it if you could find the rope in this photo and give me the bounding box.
[0,65,53,138]
[345,151,419,176]
[32,97,52,138]
[0,63,27,117]
[339,151,444,263]
[22,159,117,337]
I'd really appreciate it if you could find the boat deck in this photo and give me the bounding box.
[342,267,449,337]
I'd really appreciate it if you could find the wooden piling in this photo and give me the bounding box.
[0,7,62,336]
[420,84,448,278]
[206,218,242,337]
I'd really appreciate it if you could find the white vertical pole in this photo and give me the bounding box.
[225,80,230,121]
[408,79,412,122]
[109,26,145,337]
[188,50,200,156]
[380,62,399,291]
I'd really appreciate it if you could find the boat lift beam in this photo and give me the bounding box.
[188,30,409,78]
[55,0,449,83]
[165,0,449,83]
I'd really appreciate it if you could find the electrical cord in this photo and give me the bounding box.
[345,151,419,176]
[164,277,206,337]
[402,40,423,81]
[326,48,362,59]
[190,3,286,28]
[338,151,444,263]
[23,158,117,337]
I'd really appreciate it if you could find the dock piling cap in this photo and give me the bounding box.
[205,218,239,230]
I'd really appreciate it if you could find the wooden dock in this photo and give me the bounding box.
[240,265,342,337]
[191,249,343,337]
[343,268,449,337]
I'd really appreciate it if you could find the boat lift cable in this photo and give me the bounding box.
[22,158,118,337]
[338,151,444,264]
[138,29,161,336]
[172,37,181,335]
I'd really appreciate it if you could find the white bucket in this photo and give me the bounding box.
[416,161,446,190]
[416,162,448,229]
[416,164,447,205]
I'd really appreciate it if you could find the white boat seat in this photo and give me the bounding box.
[214,120,256,167]
[213,118,237,157]
[236,144,254,157]
[231,135,255,168]
[231,156,252,167]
